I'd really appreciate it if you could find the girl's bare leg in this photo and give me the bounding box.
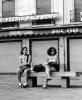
[43,64,51,88]
[17,68,24,87]
[45,64,51,79]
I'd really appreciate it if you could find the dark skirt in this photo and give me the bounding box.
[48,62,60,72]
[20,64,31,69]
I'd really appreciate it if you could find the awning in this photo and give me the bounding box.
[0,24,81,38]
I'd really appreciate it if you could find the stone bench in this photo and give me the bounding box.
[28,71,77,88]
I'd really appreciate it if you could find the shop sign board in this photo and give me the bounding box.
[9,30,33,36]
[0,13,59,23]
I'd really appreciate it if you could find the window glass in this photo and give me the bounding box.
[2,0,15,18]
[74,0,82,22]
[36,0,51,14]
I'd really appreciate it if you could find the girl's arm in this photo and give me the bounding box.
[19,56,23,67]
[27,55,31,64]
[55,54,58,63]
[46,56,50,64]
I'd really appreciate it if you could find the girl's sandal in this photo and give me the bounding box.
[18,84,24,88]
[42,84,48,89]
[23,83,29,88]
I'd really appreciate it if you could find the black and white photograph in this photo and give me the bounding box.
[0,0,82,100]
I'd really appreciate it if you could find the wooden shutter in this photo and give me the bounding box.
[32,40,58,65]
[2,0,15,18]
[0,41,21,73]
[36,0,51,14]
[69,39,82,72]
[69,38,82,86]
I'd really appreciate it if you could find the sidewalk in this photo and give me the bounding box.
[0,75,82,100]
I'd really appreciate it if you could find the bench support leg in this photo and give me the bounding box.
[61,77,70,88]
[28,77,37,87]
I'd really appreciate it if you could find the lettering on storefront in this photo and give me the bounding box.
[66,28,79,33]
[9,31,33,36]
[52,28,79,34]
[52,29,64,34]
[0,14,59,23]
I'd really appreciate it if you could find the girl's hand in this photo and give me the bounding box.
[21,63,27,66]
[26,63,30,65]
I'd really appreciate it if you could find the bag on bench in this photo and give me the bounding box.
[33,64,45,72]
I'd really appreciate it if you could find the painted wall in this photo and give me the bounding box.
[51,0,74,24]
[0,0,74,24]
[64,0,74,24]
[22,39,29,51]
[15,0,74,24]
[51,0,63,24]
[15,0,36,16]
[0,0,2,17]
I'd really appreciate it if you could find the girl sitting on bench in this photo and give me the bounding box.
[17,47,31,88]
[43,47,59,88]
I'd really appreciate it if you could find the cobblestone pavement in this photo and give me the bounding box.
[0,75,82,100]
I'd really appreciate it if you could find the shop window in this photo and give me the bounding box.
[2,0,15,18]
[32,19,55,25]
[36,0,51,15]
[33,0,53,25]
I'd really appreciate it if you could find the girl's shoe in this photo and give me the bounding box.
[23,83,29,88]
[42,84,48,88]
[18,83,24,88]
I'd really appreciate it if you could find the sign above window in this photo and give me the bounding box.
[9,30,33,36]
[0,13,59,23]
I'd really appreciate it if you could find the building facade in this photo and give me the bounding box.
[0,0,82,86]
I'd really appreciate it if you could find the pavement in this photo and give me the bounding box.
[0,75,82,100]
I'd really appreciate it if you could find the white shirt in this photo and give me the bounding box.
[47,54,58,63]
[19,54,30,66]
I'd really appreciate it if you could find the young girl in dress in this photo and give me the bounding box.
[43,47,59,88]
[17,47,31,88]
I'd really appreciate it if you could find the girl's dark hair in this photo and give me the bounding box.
[20,47,28,55]
[47,47,57,56]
